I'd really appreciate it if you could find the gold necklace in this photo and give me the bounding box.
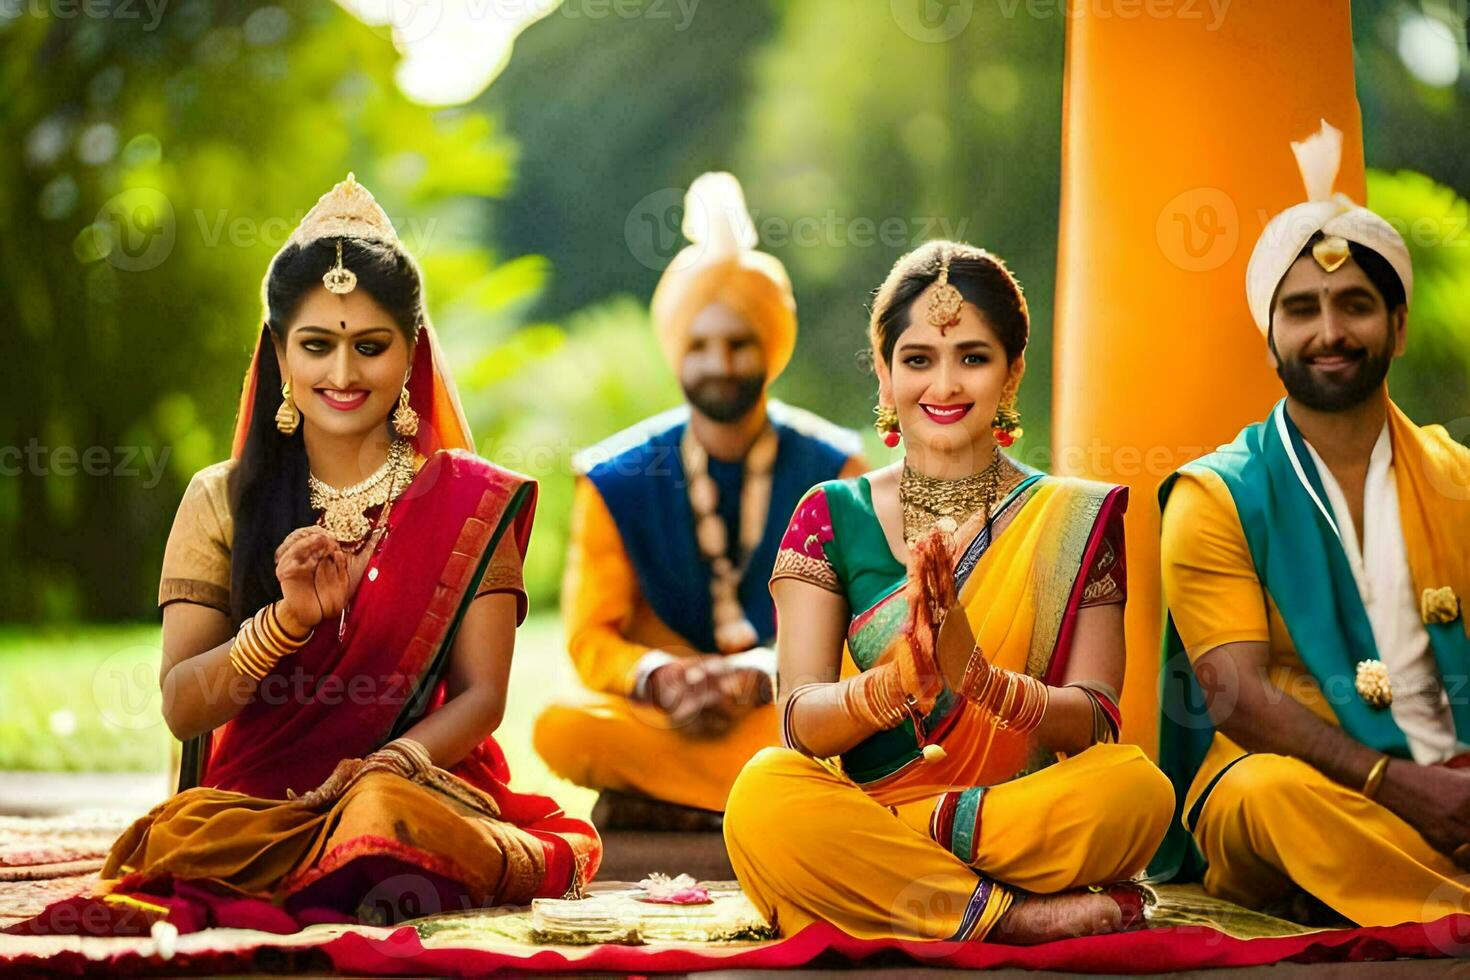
[899,448,1008,544]
[309,439,415,545]
[682,423,779,654]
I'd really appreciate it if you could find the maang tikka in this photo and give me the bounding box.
[927,253,964,334]
[323,240,357,295]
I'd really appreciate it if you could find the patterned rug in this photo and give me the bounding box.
[0,811,135,929]
[2,814,1467,974]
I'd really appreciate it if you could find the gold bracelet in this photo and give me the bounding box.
[1015,676,1049,734]
[234,616,279,681]
[259,602,310,650]
[1362,754,1390,800]
[228,625,272,681]
[258,604,289,648]
[268,601,311,644]
[227,605,312,681]
[985,669,1049,735]
[235,616,270,674]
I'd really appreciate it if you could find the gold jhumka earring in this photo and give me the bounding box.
[275,381,301,436]
[392,372,419,438]
[874,403,901,448]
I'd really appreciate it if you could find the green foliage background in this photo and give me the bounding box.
[1,0,1467,626]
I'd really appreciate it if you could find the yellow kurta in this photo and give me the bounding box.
[1160,469,1470,925]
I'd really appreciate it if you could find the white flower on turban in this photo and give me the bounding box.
[650,172,797,385]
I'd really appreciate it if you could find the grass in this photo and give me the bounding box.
[0,615,598,820]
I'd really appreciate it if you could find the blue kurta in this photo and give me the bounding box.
[574,401,861,654]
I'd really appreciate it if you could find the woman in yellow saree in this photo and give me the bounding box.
[723,242,1174,945]
[11,176,598,937]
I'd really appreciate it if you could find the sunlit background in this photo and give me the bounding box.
[1,0,1467,809]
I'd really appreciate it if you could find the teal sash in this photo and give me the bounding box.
[1152,400,1470,881]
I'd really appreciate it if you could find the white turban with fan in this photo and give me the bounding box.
[1245,119,1413,334]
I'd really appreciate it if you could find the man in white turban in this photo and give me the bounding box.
[535,173,865,831]
[1153,120,1470,926]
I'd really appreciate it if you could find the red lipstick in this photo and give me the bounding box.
[920,403,973,425]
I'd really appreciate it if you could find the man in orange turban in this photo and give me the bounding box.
[535,173,865,832]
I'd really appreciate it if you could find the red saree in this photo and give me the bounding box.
[8,451,600,937]
[202,449,598,885]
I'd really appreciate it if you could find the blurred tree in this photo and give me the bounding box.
[0,0,524,622]
[478,0,780,317]
[1355,0,1470,193]
[458,295,683,602]
[1368,168,1470,427]
[733,0,1065,457]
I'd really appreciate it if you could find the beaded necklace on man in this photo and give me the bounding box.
[681,423,779,654]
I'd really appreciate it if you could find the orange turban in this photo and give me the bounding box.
[650,173,796,385]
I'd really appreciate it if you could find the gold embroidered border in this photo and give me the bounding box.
[771,548,841,593]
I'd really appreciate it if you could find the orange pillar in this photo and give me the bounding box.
[1053,3,1365,754]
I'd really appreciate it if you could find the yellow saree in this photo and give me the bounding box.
[726,472,1173,942]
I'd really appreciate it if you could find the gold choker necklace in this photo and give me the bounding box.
[309,439,415,545]
[899,449,1007,544]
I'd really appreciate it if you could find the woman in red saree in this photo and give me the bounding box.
[12,175,598,936]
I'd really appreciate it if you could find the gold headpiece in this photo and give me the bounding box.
[286,173,400,296]
[927,253,964,334]
[1311,234,1351,274]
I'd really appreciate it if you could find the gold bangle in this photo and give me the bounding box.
[231,626,274,681]
[229,615,285,681]
[256,606,288,650]
[257,605,304,654]
[268,601,312,644]
[229,641,269,681]
[1362,755,1390,800]
[996,673,1018,718]
[1017,677,1048,734]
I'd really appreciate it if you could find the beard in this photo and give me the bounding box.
[1274,334,1394,413]
[684,373,765,424]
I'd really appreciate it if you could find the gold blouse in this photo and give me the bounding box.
[158,459,528,623]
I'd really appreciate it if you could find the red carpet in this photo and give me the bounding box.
[5,913,1469,974]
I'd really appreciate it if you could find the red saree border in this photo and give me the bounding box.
[1043,484,1129,687]
[278,834,481,902]
[388,477,536,738]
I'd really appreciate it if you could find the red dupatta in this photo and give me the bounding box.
[198,449,535,799]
